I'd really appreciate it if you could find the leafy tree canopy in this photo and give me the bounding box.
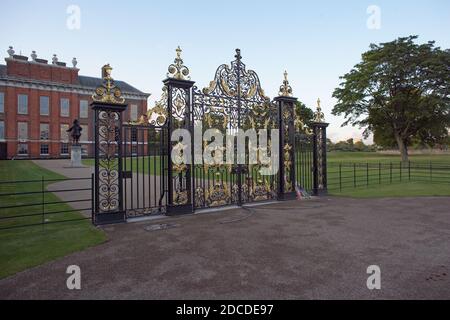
[332,35,450,161]
[295,101,314,132]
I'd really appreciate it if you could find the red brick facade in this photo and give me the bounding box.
[0,55,149,159]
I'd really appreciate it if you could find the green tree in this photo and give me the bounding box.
[294,101,314,131]
[332,36,450,162]
[354,140,366,151]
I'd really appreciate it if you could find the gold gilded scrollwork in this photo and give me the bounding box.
[204,112,229,130]
[147,86,168,126]
[314,98,325,122]
[92,64,125,105]
[203,80,217,95]
[167,46,190,80]
[195,186,205,207]
[201,49,269,104]
[253,179,272,201]
[284,143,293,191]
[174,190,188,205]
[172,142,188,173]
[278,70,293,97]
[206,172,230,206]
[294,116,313,135]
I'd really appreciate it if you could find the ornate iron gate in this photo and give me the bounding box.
[121,123,168,217]
[91,49,329,225]
[191,49,279,208]
[295,132,314,193]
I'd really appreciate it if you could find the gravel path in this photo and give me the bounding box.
[1,196,449,299]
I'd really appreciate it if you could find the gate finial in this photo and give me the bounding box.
[167,46,190,80]
[314,98,325,122]
[235,48,241,61]
[278,70,293,97]
[92,64,125,104]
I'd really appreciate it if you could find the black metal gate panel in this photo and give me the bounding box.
[295,133,314,193]
[192,50,279,209]
[121,124,168,218]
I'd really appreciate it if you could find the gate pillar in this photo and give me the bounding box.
[163,47,195,215]
[311,99,329,196]
[91,64,127,225]
[274,71,297,200]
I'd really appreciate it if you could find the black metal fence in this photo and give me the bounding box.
[328,162,450,192]
[0,175,93,230]
[295,134,314,193]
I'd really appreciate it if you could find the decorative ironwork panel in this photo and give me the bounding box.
[282,105,295,192]
[163,51,195,214]
[118,83,171,219]
[192,49,278,208]
[92,64,127,224]
[170,86,191,208]
[295,132,314,193]
[311,122,329,195]
[275,96,297,199]
[311,99,329,195]
[94,108,123,214]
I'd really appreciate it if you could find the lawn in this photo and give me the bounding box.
[82,151,450,198]
[0,160,106,279]
[329,181,450,198]
[327,151,450,164]
[82,151,450,172]
[326,152,450,197]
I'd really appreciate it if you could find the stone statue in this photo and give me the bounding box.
[7,46,14,57]
[67,119,83,145]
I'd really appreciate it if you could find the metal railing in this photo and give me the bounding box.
[0,175,94,230]
[328,161,450,192]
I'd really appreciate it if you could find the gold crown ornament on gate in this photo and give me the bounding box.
[278,70,293,97]
[92,64,126,105]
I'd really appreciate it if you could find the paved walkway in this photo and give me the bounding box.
[33,159,93,179]
[33,160,164,216]
[1,196,449,299]
[33,160,93,216]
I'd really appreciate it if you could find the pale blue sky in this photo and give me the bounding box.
[1,0,449,142]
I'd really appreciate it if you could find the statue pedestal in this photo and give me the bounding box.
[69,145,84,168]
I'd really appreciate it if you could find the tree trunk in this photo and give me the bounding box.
[394,133,409,163]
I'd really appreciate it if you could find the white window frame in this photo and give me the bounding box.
[18,122,28,140]
[40,144,49,155]
[0,120,4,140]
[60,124,69,142]
[130,104,138,122]
[0,92,4,113]
[17,143,28,156]
[79,100,89,118]
[40,123,50,140]
[80,124,89,143]
[18,94,28,115]
[60,98,70,117]
[60,142,69,155]
[40,96,50,116]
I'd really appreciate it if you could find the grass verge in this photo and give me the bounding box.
[329,181,450,198]
[0,160,107,279]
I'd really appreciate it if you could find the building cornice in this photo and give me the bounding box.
[5,57,79,71]
[0,76,150,101]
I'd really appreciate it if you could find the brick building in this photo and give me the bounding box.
[0,47,150,159]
